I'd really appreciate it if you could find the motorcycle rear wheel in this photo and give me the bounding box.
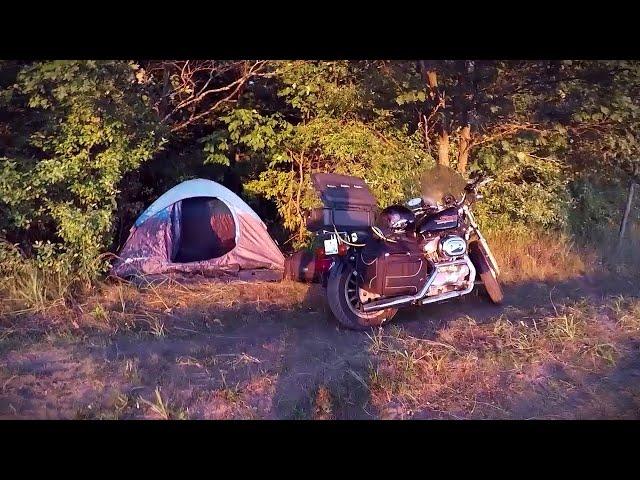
[326,262,398,330]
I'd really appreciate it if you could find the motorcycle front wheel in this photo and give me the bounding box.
[326,261,398,330]
[469,241,504,304]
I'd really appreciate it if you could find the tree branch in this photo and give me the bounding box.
[145,60,271,133]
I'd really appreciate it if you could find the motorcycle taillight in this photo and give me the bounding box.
[337,242,348,256]
[315,255,332,275]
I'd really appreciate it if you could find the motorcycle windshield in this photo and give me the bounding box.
[420,164,468,207]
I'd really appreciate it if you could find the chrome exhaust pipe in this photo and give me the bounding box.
[362,257,474,312]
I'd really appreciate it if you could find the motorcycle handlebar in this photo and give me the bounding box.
[465,175,493,192]
[459,176,493,207]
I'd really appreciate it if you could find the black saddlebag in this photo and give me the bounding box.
[357,237,429,297]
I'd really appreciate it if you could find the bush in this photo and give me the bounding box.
[471,139,571,232]
[0,61,164,283]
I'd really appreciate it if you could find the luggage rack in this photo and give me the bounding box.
[318,228,349,238]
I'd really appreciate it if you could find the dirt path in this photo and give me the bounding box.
[1,273,639,419]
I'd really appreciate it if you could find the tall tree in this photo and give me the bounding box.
[419,60,449,167]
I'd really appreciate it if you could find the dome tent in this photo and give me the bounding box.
[111,179,285,281]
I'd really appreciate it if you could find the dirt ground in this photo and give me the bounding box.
[1,272,639,420]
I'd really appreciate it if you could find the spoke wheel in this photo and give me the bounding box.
[326,262,398,330]
[344,270,375,317]
[469,241,504,305]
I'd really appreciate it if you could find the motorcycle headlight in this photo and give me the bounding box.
[440,236,467,257]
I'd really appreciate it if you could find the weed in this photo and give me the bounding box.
[366,328,386,354]
[176,356,204,368]
[486,228,593,283]
[586,343,618,367]
[231,353,261,368]
[124,358,140,382]
[611,296,640,331]
[92,304,110,323]
[145,314,166,338]
[139,387,187,420]
[313,385,333,420]
[4,268,69,315]
[548,313,583,341]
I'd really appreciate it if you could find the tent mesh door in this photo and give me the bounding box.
[173,197,236,263]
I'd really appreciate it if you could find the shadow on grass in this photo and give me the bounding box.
[111,271,640,419]
[501,345,640,419]
[0,269,638,419]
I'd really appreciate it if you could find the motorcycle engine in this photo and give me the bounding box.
[439,235,467,258]
[429,263,471,295]
[421,235,467,261]
[421,235,470,295]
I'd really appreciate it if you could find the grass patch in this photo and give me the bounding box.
[0,266,71,316]
[139,387,188,420]
[486,227,595,283]
[368,295,640,419]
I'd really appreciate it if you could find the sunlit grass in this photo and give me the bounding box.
[486,227,595,283]
[367,295,640,419]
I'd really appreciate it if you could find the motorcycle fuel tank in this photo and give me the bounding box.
[417,207,460,234]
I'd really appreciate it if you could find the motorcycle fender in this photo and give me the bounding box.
[322,257,345,288]
[476,237,500,276]
[468,241,494,276]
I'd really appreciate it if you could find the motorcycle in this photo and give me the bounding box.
[307,165,503,330]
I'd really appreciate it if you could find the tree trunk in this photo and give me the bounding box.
[618,182,636,253]
[419,61,438,92]
[223,151,242,195]
[457,124,471,173]
[438,128,450,167]
[420,61,450,167]
[295,152,306,245]
[457,61,477,174]
[426,70,438,90]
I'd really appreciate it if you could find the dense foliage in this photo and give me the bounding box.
[1,61,163,284]
[1,60,639,283]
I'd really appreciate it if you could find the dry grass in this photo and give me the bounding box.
[194,373,278,419]
[0,266,71,317]
[2,274,639,419]
[485,228,597,283]
[1,275,311,337]
[139,387,188,420]
[485,221,640,284]
[2,223,637,321]
[1,227,639,420]
[368,296,640,419]
[98,277,309,315]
